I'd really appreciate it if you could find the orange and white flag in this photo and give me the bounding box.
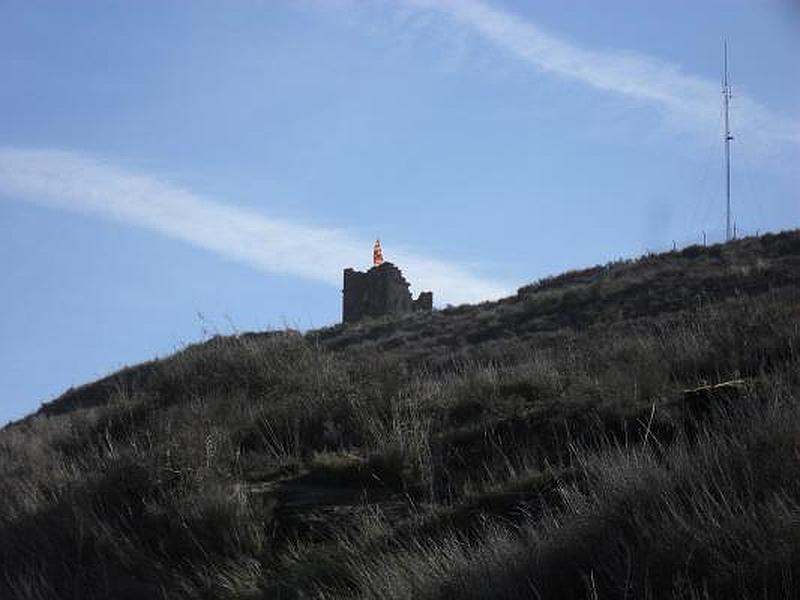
[373,239,384,266]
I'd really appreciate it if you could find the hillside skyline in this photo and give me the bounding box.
[1,0,799,423]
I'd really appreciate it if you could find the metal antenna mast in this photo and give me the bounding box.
[723,41,733,241]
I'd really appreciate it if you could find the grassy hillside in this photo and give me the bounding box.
[2,230,800,599]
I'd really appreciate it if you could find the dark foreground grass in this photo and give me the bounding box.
[329,376,800,600]
[2,231,800,599]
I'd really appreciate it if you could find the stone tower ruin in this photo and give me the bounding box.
[342,241,433,324]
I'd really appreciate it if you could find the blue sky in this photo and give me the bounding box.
[1,0,798,424]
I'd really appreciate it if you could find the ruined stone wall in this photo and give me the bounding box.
[413,291,433,313]
[342,262,433,323]
[342,268,368,323]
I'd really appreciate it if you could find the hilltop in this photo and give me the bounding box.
[2,230,800,599]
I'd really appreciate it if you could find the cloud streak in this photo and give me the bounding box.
[0,147,511,305]
[402,0,800,151]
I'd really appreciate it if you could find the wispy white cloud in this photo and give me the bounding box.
[0,147,511,305]
[401,0,800,151]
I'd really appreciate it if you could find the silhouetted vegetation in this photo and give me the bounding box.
[2,230,800,599]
